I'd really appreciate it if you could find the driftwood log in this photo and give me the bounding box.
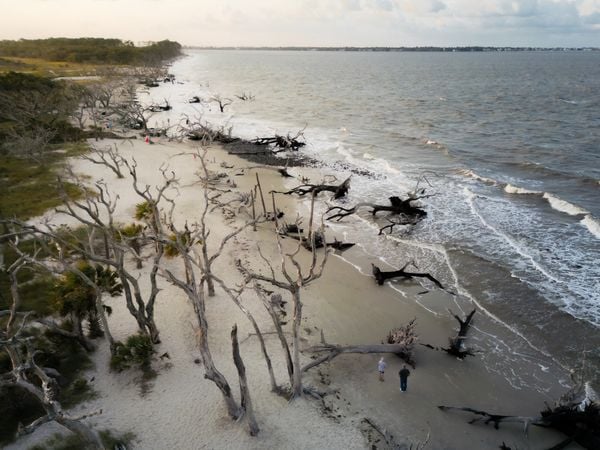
[275,177,351,199]
[372,263,445,290]
[439,382,600,449]
[326,196,427,222]
[282,231,355,252]
[251,131,306,151]
[421,309,477,358]
[303,322,418,373]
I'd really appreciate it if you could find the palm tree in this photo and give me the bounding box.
[53,260,122,339]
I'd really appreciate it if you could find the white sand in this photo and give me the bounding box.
[10,136,579,450]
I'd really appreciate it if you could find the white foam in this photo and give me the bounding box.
[465,188,562,283]
[459,169,498,185]
[542,193,589,216]
[581,215,600,239]
[504,184,542,195]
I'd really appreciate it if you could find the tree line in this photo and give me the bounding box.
[0,38,182,65]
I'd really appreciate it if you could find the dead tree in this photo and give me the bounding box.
[274,176,351,200]
[378,216,423,235]
[372,263,445,291]
[250,130,306,151]
[0,257,104,449]
[446,309,476,358]
[211,95,232,113]
[326,196,427,222]
[281,230,355,252]
[421,309,478,359]
[80,144,125,179]
[212,276,279,393]
[184,120,238,145]
[159,151,265,421]
[41,167,169,345]
[439,380,600,449]
[235,92,255,101]
[302,320,418,374]
[231,324,260,436]
[111,84,155,132]
[237,193,328,398]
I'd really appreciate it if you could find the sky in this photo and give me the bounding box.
[0,0,599,47]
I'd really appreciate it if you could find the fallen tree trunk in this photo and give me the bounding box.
[326,196,427,222]
[251,132,306,151]
[372,263,445,290]
[274,177,351,199]
[439,382,600,449]
[282,231,355,252]
[302,343,414,374]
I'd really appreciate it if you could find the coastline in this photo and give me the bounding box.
[10,133,581,449]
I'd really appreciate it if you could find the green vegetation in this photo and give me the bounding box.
[110,333,156,372]
[53,260,122,338]
[0,149,84,220]
[0,72,86,154]
[0,38,182,66]
[134,201,154,221]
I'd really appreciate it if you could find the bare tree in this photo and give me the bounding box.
[237,192,329,398]
[80,144,125,178]
[210,94,232,113]
[157,150,263,420]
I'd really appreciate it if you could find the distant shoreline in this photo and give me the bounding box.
[185,45,600,52]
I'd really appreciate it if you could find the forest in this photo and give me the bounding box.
[0,38,181,65]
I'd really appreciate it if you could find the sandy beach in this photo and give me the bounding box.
[8,134,581,450]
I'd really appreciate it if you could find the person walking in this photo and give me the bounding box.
[377,357,387,382]
[399,365,410,392]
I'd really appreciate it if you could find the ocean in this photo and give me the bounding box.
[147,49,600,390]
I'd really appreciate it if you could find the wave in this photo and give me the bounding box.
[542,193,589,216]
[503,184,542,195]
[503,184,589,216]
[557,98,578,105]
[465,188,562,284]
[581,215,600,239]
[458,169,498,185]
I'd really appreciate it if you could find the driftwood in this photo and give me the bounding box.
[187,123,239,144]
[274,177,351,199]
[149,99,172,112]
[421,309,477,359]
[250,130,306,151]
[303,322,418,373]
[303,343,415,374]
[372,263,445,291]
[282,231,355,252]
[439,382,600,449]
[326,196,427,222]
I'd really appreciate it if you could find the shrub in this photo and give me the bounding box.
[110,334,155,372]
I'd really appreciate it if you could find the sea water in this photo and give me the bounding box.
[147,49,600,389]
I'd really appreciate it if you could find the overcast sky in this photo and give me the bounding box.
[0,0,599,47]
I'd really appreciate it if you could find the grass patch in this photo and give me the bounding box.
[0,57,120,78]
[0,146,87,220]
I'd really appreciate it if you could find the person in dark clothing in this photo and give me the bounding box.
[399,365,410,392]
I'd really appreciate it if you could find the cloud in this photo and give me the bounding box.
[0,0,599,46]
[430,0,446,13]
